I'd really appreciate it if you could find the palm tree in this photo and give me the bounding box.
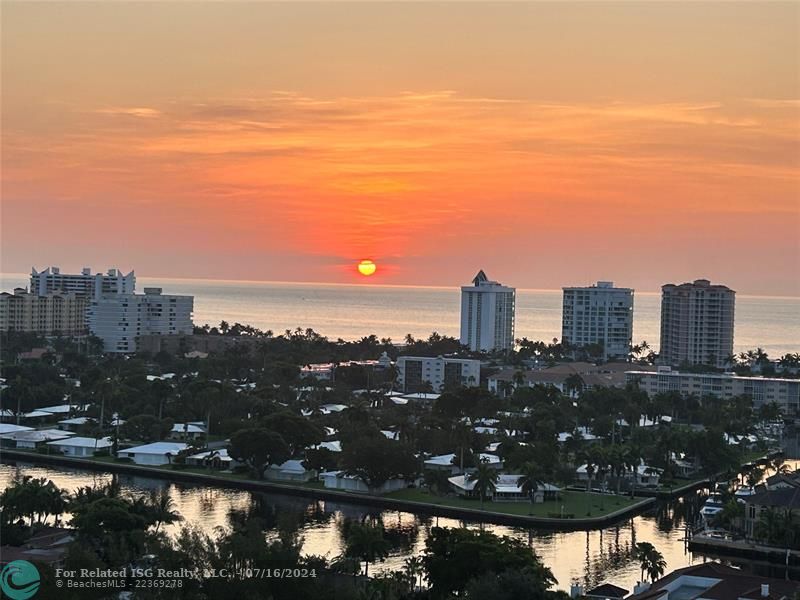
[149,489,182,533]
[404,556,424,592]
[635,541,667,583]
[518,462,546,515]
[468,460,499,508]
[345,521,390,578]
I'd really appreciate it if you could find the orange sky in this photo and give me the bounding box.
[1,2,798,295]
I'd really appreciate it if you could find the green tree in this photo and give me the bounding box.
[423,527,556,598]
[344,521,390,578]
[228,428,290,479]
[340,435,418,492]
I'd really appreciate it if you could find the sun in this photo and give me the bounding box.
[357,259,377,276]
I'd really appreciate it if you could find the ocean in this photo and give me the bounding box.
[1,274,798,356]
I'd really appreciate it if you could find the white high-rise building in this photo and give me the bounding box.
[459,270,515,352]
[561,281,634,360]
[31,266,135,298]
[87,288,193,353]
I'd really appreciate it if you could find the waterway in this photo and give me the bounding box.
[0,460,706,594]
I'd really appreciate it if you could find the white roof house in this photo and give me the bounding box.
[38,404,86,414]
[309,440,342,453]
[265,459,315,482]
[557,428,601,443]
[473,426,498,435]
[22,411,54,419]
[169,423,206,439]
[1,429,74,448]
[320,470,409,494]
[185,448,238,469]
[319,404,348,414]
[448,474,561,502]
[381,430,400,441]
[48,436,112,457]
[424,453,502,473]
[0,424,33,434]
[399,392,441,402]
[122,442,188,465]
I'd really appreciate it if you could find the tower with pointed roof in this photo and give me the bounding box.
[460,270,515,352]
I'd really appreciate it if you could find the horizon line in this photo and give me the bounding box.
[1,271,798,301]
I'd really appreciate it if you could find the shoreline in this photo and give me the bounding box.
[1,449,656,531]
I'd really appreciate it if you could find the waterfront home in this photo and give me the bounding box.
[265,459,316,483]
[47,436,112,457]
[169,422,206,440]
[765,472,800,490]
[0,429,73,449]
[626,562,800,599]
[121,441,188,465]
[744,487,800,538]
[575,463,662,488]
[423,452,503,474]
[320,470,410,494]
[0,423,33,435]
[669,453,699,479]
[185,448,238,469]
[448,473,561,503]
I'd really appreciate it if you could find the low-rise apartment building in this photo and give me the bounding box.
[626,366,800,415]
[395,355,480,393]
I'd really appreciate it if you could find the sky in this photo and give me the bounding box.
[2,2,799,295]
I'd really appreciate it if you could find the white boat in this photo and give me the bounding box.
[700,493,725,518]
[734,486,756,502]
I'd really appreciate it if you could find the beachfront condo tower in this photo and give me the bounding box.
[659,279,735,368]
[561,281,634,360]
[460,270,515,352]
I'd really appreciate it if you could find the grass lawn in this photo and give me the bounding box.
[384,488,641,519]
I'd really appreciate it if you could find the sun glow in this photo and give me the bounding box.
[357,259,377,276]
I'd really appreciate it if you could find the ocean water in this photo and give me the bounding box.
[2,274,798,356]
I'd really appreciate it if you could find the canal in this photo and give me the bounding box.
[0,461,708,594]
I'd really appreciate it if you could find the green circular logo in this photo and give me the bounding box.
[0,560,40,600]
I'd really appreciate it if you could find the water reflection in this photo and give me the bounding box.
[0,461,706,593]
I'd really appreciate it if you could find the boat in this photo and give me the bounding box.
[700,493,725,519]
[733,485,756,502]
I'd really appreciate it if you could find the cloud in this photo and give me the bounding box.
[94,107,162,118]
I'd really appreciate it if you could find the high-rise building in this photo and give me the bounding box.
[31,266,135,298]
[87,287,193,353]
[561,281,634,360]
[0,288,89,336]
[659,279,735,368]
[459,270,515,352]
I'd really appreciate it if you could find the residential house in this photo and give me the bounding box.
[626,562,799,599]
[121,442,188,465]
[47,436,112,457]
[448,473,561,503]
